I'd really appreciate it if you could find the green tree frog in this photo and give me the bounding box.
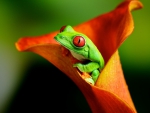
[54,25,104,85]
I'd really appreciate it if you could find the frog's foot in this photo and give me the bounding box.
[80,72,95,85]
[83,70,99,85]
[85,78,94,85]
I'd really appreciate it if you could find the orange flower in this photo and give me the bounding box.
[15,1,143,113]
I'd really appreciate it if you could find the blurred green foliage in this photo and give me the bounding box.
[0,0,149,113]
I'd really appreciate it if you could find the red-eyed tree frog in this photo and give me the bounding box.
[54,25,104,85]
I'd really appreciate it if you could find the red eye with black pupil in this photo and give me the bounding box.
[60,26,66,32]
[73,36,85,47]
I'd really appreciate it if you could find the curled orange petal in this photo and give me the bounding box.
[15,0,143,113]
[74,0,143,63]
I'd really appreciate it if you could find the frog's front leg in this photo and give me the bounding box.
[73,62,100,83]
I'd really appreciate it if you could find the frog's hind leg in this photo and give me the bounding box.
[91,69,100,83]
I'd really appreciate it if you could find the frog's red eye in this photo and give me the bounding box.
[60,26,66,32]
[73,36,85,47]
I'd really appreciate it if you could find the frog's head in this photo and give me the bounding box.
[54,25,89,56]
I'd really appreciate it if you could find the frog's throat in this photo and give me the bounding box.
[70,50,87,61]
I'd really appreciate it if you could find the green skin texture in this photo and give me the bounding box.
[54,25,104,84]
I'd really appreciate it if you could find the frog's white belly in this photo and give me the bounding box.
[70,50,87,61]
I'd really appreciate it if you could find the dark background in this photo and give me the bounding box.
[0,0,149,113]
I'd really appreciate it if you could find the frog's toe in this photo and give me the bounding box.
[73,63,81,67]
[73,64,77,67]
